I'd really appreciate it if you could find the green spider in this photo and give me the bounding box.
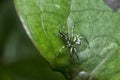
[59,26,89,61]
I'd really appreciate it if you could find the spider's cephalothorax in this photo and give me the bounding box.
[59,27,89,61]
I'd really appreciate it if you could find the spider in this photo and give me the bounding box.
[59,26,89,61]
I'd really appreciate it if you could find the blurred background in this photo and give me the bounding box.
[0,0,65,80]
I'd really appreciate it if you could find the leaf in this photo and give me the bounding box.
[14,0,71,70]
[14,0,120,80]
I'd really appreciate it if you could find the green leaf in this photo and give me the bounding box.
[14,0,120,80]
[14,0,71,69]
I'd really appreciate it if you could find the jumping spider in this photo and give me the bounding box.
[59,26,89,61]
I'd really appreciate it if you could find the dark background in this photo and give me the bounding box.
[0,0,65,80]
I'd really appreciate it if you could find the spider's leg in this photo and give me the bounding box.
[59,46,65,52]
[73,47,79,62]
[70,47,73,58]
[80,37,90,48]
[70,46,79,61]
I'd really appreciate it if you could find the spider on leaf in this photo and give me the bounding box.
[59,26,90,62]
